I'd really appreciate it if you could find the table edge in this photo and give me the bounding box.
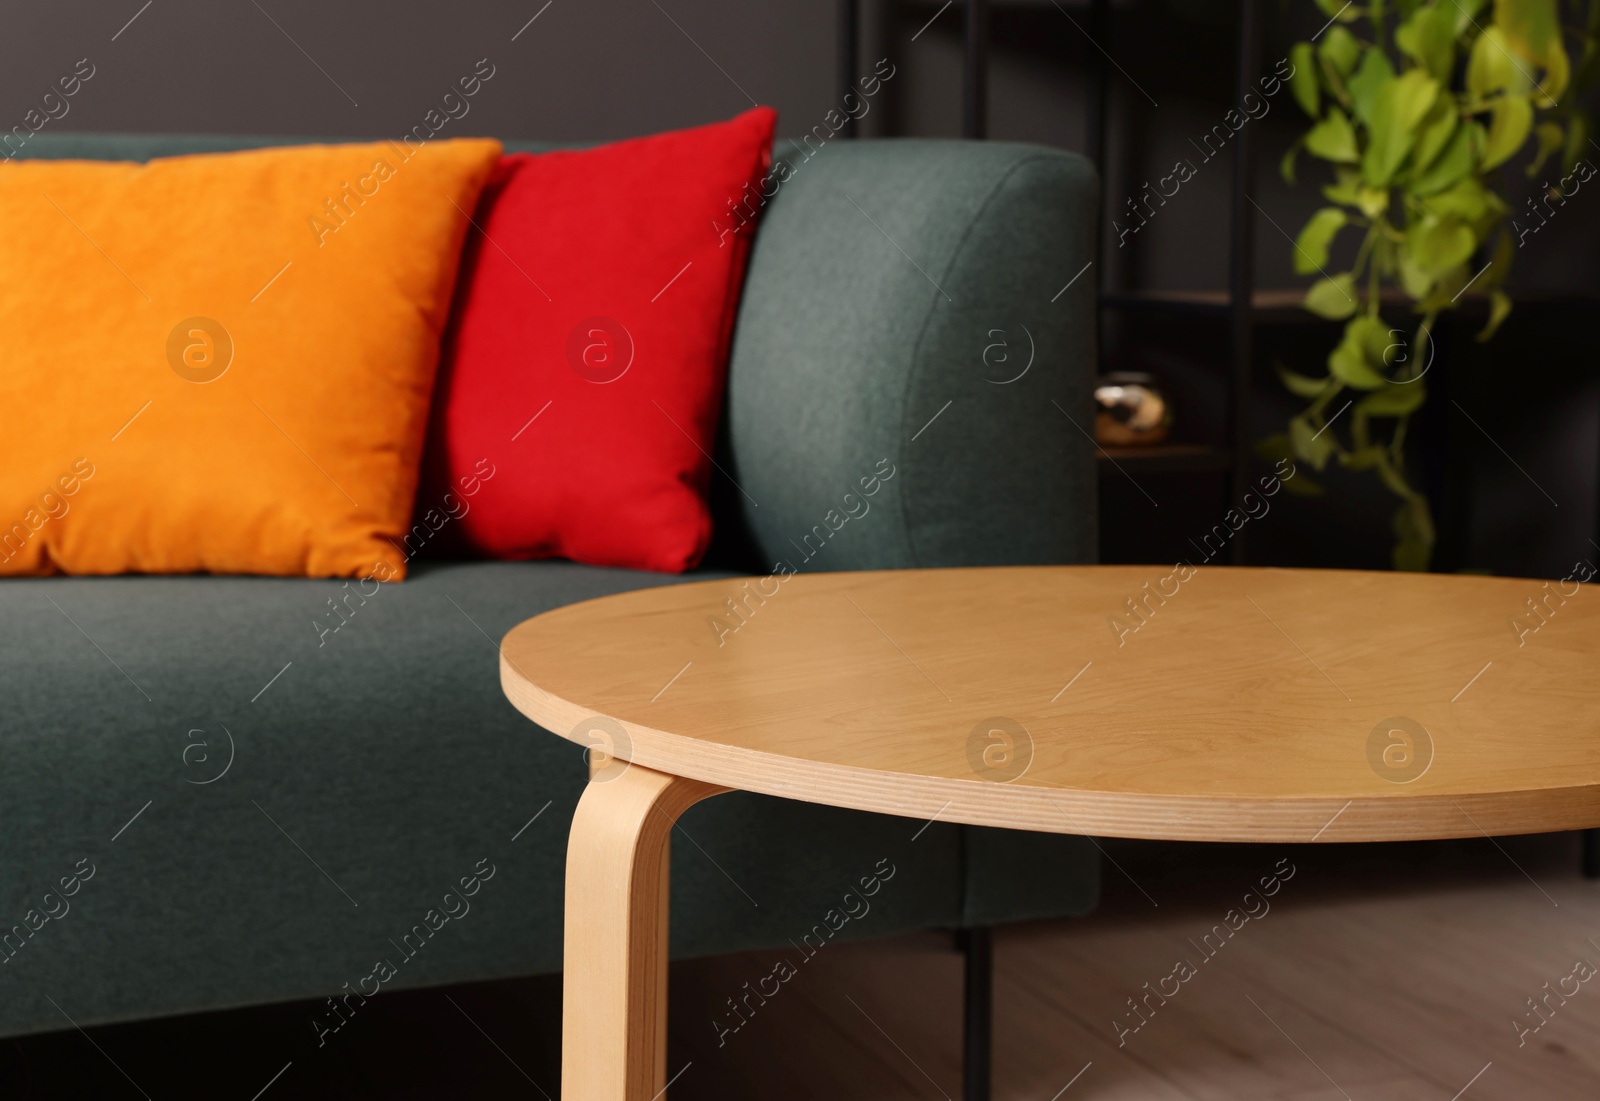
[499,653,1600,844]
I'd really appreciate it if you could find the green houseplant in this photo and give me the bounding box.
[1274,0,1596,569]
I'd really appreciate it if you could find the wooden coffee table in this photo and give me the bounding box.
[500,566,1600,1101]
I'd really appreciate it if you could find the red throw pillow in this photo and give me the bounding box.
[421,107,776,572]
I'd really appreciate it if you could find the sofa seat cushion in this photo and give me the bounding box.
[0,561,968,1037]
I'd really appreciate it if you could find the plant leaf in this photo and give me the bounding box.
[1328,318,1390,389]
[1391,497,1435,571]
[1471,187,1508,238]
[1421,178,1490,224]
[1476,289,1512,341]
[1306,108,1360,163]
[1532,42,1570,107]
[1289,42,1319,117]
[1356,383,1427,417]
[1281,139,1302,185]
[1351,315,1397,368]
[1397,249,1436,298]
[1496,0,1559,51]
[1527,121,1564,177]
[1561,111,1590,174]
[1277,364,1334,398]
[1397,5,1456,82]
[1255,432,1294,463]
[1481,95,1533,170]
[1410,97,1459,175]
[1340,446,1385,470]
[1319,26,1363,78]
[1348,49,1397,126]
[1415,263,1475,312]
[1304,273,1359,319]
[1406,215,1478,275]
[1323,167,1363,206]
[1258,434,1323,491]
[1330,341,1386,389]
[1467,27,1519,99]
[1478,227,1514,292]
[1358,187,1390,218]
[1314,0,1361,23]
[1282,471,1325,496]
[1362,70,1440,186]
[1290,415,1334,471]
[1409,120,1476,195]
[1294,208,1349,274]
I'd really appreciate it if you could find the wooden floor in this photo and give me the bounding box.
[8,832,1597,1099]
[670,832,1600,1101]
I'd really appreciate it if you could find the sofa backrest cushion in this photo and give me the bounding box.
[714,137,1100,573]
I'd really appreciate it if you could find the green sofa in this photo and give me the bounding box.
[0,132,1100,1042]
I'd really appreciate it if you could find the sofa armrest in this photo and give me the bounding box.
[721,138,1099,571]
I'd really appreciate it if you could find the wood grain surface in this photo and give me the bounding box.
[501,566,1600,842]
[562,765,725,1100]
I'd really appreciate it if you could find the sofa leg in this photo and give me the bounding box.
[959,927,993,1101]
[1585,829,1600,879]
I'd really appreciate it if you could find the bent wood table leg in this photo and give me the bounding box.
[563,764,725,1101]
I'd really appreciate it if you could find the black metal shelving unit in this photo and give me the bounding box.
[837,0,1266,564]
[1088,0,1263,564]
[836,0,994,140]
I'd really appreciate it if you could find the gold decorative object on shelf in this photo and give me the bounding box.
[1095,371,1171,446]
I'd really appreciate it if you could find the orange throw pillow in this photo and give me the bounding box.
[0,138,501,578]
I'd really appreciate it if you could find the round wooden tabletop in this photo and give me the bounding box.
[500,566,1600,843]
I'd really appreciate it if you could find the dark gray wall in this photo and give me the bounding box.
[2,1,831,142]
[10,0,1592,295]
[9,0,1592,289]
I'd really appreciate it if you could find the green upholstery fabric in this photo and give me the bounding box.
[0,132,1100,1039]
[0,563,967,1038]
[725,139,1099,572]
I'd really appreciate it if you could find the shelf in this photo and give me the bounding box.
[1103,290,1237,318]
[1095,443,1232,473]
[1101,289,1590,324]
[1101,288,1339,323]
